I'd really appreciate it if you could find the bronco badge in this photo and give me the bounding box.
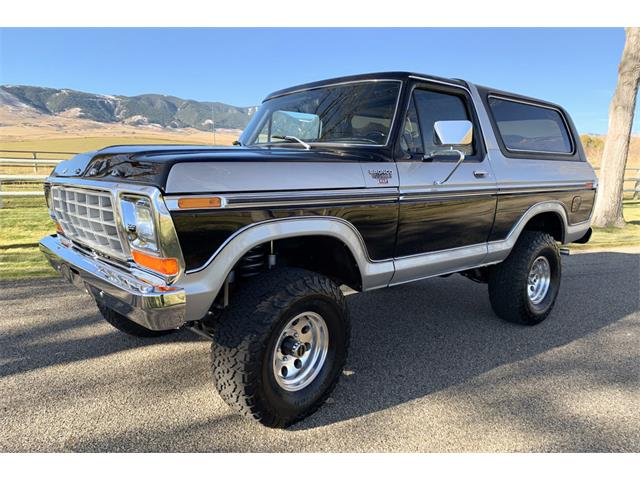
[368,169,393,185]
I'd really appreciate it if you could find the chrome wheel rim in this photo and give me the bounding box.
[528,256,551,305]
[272,311,329,392]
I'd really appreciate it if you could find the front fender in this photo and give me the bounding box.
[176,216,395,321]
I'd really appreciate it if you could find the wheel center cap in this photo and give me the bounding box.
[281,336,306,358]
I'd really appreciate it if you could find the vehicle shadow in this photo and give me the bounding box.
[290,251,640,430]
[0,278,200,378]
[1,251,638,438]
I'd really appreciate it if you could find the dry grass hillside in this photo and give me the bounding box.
[0,106,241,175]
[0,105,240,155]
[581,134,640,169]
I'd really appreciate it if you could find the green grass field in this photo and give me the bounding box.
[1,196,638,281]
[0,197,55,280]
[571,199,640,251]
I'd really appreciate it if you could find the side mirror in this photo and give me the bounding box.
[429,120,474,186]
[433,120,473,146]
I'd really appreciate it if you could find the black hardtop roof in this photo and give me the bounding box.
[264,71,467,101]
[474,83,568,112]
[264,72,567,112]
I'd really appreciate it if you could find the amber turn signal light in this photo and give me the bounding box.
[55,222,64,234]
[132,249,179,276]
[178,196,222,209]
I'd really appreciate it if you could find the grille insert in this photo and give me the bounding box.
[51,186,126,259]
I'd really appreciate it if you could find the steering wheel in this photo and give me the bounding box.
[365,130,386,142]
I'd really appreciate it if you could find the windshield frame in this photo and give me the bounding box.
[240,79,404,148]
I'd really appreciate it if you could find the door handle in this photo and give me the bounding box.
[473,170,488,178]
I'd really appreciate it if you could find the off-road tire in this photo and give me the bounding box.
[211,267,350,428]
[488,231,561,325]
[97,302,176,337]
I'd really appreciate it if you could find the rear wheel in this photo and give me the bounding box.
[211,267,350,428]
[97,302,176,337]
[488,231,561,325]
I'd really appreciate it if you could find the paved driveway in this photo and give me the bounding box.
[1,251,638,452]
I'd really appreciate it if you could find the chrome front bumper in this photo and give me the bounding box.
[39,235,186,331]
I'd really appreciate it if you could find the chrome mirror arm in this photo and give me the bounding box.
[272,135,311,150]
[434,149,466,185]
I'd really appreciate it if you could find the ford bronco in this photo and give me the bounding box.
[40,72,596,427]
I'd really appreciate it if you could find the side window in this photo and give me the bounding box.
[413,89,474,157]
[488,97,573,154]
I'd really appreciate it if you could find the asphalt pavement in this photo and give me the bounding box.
[1,250,638,452]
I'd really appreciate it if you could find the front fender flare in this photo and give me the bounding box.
[178,216,394,321]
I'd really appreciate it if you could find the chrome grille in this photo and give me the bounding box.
[51,186,126,259]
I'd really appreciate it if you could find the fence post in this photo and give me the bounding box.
[634,169,640,200]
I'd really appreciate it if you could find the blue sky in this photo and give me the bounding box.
[0,28,637,134]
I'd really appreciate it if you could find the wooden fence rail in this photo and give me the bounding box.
[0,158,63,167]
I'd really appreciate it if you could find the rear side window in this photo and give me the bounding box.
[488,97,573,154]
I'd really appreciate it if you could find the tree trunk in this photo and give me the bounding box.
[592,27,640,228]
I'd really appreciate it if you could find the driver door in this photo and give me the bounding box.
[393,81,497,279]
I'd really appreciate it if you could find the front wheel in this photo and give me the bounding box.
[488,231,561,325]
[211,268,350,428]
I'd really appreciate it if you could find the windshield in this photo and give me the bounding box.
[239,81,401,147]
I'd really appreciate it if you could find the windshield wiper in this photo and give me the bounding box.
[271,135,311,150]
[330,137,379,145]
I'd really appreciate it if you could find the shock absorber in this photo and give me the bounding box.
[238,245,267,278]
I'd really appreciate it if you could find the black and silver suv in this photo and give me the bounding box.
[40,72,596,427]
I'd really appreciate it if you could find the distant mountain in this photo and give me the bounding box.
[0,85,257,131]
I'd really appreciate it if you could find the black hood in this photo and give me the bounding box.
[49,144,394,191]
